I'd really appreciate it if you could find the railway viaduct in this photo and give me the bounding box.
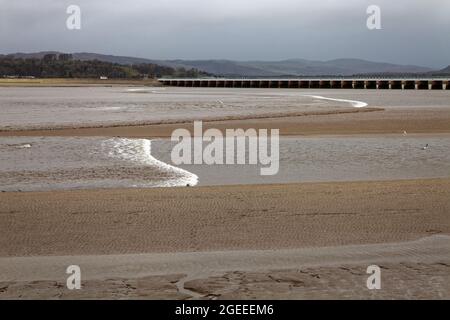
[159,78,450,90]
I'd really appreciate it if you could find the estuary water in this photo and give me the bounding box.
[1,87,449,191]
[1,135,449,191]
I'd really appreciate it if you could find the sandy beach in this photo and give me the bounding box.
[1,178,449,299]
[0,87,449,299]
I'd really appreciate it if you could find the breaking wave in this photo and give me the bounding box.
[103,138,198,187]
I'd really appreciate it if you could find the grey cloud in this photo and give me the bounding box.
[0,0,449,68]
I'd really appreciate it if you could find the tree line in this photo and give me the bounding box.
[0,53,209,79]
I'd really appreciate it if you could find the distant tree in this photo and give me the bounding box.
[58,53,73,61]
[0,56,212,79]
[43,54,57,62]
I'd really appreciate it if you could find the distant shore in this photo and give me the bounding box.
[0,78,160,87]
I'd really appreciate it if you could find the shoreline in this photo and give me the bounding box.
[1,175,450,194]
[0,78,160,87]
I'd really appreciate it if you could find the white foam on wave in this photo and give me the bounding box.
[2,143,32,150]
[142,139,199,187]
[104,138,198,187]
[304,95,368,108]
[96,106,124,111]
[126,88,166,94]
[126,88,148,92]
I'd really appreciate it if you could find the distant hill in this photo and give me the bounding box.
[161,60,279,77]
[2,51,157,66]
[2,51,439,77]
[0,53,209,79]
[241,58,433,76]
[430,65,450,75]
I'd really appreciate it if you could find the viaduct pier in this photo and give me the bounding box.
[159,78,450,90]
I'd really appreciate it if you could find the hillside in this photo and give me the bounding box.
[2,51,439,77]
[0,53,209,79]
[430,65,450,75]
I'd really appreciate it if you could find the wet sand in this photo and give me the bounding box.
[2,261,449,299]
[1,87,449,299]
[0,179,449,299]
[1,236,449,299]
[1,106,449,137]
[1,178,449,257]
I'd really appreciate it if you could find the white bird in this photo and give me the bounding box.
[422,144,429,150]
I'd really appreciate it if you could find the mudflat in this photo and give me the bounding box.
[0,178,449,299]
[1,106,449,137]
[1,178,449,257]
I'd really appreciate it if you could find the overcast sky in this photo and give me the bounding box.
[1,0,449,68]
